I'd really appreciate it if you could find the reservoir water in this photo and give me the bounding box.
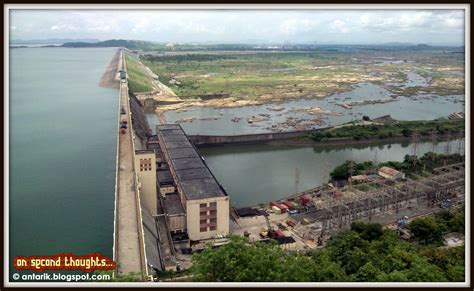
[199,139,464,207]
[9,47,118,274]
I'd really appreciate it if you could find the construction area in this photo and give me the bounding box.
[230,161,465,250]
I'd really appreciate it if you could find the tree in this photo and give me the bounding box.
[402,128,412,137]
[327,231,369,275]
[329,161,351,180]
[408,216,446,244]
[362,115,371,121]
[352,262,382,281]
[351,222,384,241]
[191,235,314,282]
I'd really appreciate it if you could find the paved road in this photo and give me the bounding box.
[115,51,145,277]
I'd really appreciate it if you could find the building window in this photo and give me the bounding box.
[200,227,207,232]
[209,210,217,216]
[210,218,217,224]
[200,219,207,224]
[210,202,217,207]
[200,203,207,208]
[139,158,152,171]
[210,226,216,231]
[200,211,207,216]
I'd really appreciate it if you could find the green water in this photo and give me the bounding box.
[199,139,464,207]
[9,48,118,275]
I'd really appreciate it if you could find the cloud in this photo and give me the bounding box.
[8,9,466,45]
[279,18,320,35]
[50,24,80,32]
[330,19,349,33]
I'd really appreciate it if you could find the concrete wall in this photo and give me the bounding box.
[135,151,158,215]
[168,215,187,233]
[159,186,175,197]
[188,128,324,146]
[186,196,229,241]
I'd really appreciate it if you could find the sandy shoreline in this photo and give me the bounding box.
[99,49,121,88]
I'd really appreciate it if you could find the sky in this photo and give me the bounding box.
[9,9,466,46]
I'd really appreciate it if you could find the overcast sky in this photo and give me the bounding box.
[9,9,465,45]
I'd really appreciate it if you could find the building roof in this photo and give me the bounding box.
[162,194,186,215]
[378,166,401,177]
[168,148,200,160]
[157,170,174,184]
[157,124,181,131]
[157,124,226,200]
[173,158,206,171]
[136,149,155,155]
[351,174,368,181]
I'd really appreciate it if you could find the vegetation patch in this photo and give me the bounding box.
[125,53,154,93]
[188,221,464,282]
[309,118,464,142]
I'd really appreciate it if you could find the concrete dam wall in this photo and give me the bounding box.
[188,128,324,146]
[129,91,151,141]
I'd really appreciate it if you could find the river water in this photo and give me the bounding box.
[199,139,464,207]
[164,81,464,135]
[9,47,118,274]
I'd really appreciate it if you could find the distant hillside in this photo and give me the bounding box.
[61,39,165,50]
[60,39,464,53]
[11,38,99,45]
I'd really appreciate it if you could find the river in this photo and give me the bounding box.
[164,81,464,135]
[9,47,118,275]
[199,139,464,207]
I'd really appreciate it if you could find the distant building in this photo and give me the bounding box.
[378,166,405,181]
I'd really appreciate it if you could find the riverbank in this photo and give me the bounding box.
[265,132,464,147]
[194,132,463,148]
[189,117,464,147]
[99,49,121,88]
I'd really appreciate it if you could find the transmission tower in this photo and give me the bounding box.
[348,161,354,191]
[430,129,438,153]
[294,167,300,195]
[322,160,329,185]
[373,150,378,166]
[456,131,464,154]
[412,131,420,157]
[444,131,452,155]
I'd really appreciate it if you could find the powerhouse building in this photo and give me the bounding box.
[156,124,230,241]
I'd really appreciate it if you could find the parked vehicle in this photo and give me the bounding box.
[121,107,126,114]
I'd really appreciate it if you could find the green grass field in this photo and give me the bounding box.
[125,53,154,93]
[139,50,464,100]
